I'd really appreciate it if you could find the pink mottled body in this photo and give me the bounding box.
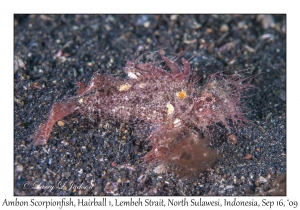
[32,54,254,165]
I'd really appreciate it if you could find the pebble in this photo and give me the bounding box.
[170,15,178,21]
[57,121,65,126]
[227,134,238,145]
[206,28,213,33]
[191,21,201,29]
[238,21,246,29]
[61,140,69,146]
[16,164,24,172]
[144,21,150,28]
[255,176,268,186]
[244,154,252,160]
[14,56,25,72]
[257,14,275,30]
[260,34,274,40]
[220,24,229,32]
[245,45,255,53]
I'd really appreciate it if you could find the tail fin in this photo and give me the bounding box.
[32,102,78,145]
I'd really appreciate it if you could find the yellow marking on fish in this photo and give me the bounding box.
[119,84,132,91]
[177,90,187,99]
[167,103,174,115]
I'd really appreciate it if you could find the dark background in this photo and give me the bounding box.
[14,14,286,195]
